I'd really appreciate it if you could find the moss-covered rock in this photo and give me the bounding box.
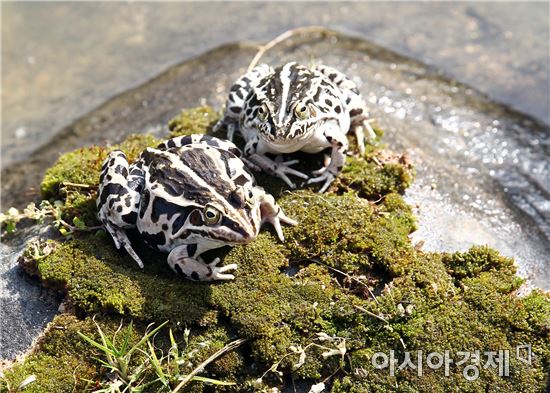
[168,106,220,138]
[19,237,214,326]
[3,107,549,393]
[333,151,414,199]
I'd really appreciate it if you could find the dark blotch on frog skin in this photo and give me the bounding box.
[139,189,150,219]
[173,264,187,278]
[150,196,193,227]
[229,189,245,209]
[187,243,197,257]
[233,174,250,187]
[121,211,137,225]
[350,108,363,117]
[189,210,202,226]
[141,230,167,249]
[98,183,126,210]
[220,216,249,238]
[114,165,129,178]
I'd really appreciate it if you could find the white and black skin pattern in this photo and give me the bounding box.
[214,62,376,192]
[97,134,296,281]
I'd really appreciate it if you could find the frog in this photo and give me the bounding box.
[214,62,376,193]
[96,134,296,281]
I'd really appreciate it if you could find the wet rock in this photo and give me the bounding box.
[0,225,61,360]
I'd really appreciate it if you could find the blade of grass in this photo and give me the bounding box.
[172,338,247,392]
[126,321,169,358]
[147,341,167,385]
[190,376,236,386]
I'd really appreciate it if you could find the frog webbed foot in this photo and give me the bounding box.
[306,128,348,193]
[167,246,237,281]
[307,170,337,193]
[258,192,298,241]
[248,153,308,188]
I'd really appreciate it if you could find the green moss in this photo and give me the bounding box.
[1,315,118,393]
[280,190,416,276]
[5,106,549,392]
[334,152,414,199]
[168,106,220,138]
[20,237,213,325]
[442,245,517,282]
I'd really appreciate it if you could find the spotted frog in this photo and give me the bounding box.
[97,134,296,281]
[215,62,376,192]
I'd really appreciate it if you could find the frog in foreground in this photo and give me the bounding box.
[215,62,376,192]
[97,134,296,281]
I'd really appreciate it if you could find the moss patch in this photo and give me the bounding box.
[333,149,414,200]
[168,106,220,138]
[3,107,549,392]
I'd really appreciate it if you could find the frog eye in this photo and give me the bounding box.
[294,103,309,120]
[258,103,269,122]
[245,189,255,205]
[203,205,222,225]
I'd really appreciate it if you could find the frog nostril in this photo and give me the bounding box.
[229,190,245,208]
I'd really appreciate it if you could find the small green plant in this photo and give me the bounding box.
[78,320,167,392]
[0,199,101,237]
[78,320,242,392]
[255,333,347,389]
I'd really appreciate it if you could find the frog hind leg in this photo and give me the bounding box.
[314,64,376,154]
[167,244,238,281]
[97,150,144,268]
[307,125,349,193]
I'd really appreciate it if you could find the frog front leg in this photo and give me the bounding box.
[307,127,348,193]
[167,243,238,281]
[97,151,145,268]
[314,64,376,154]
[244,136,308,188]
[256,190,297,241]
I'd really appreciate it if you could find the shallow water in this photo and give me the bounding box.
[1,30,549,361]
[2,2,549,167]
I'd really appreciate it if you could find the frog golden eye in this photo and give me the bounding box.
[258,103,269,122]
[203,205,222,225]
[294,103,309,120]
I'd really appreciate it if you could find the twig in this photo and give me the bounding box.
[57,218,102,233]
[61,181,96,189]
[353,305,387,323]
[247,26,327,72]
[310,259,379,303]
[172,338,247,392]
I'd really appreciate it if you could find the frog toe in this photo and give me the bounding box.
[307,172,336,193]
